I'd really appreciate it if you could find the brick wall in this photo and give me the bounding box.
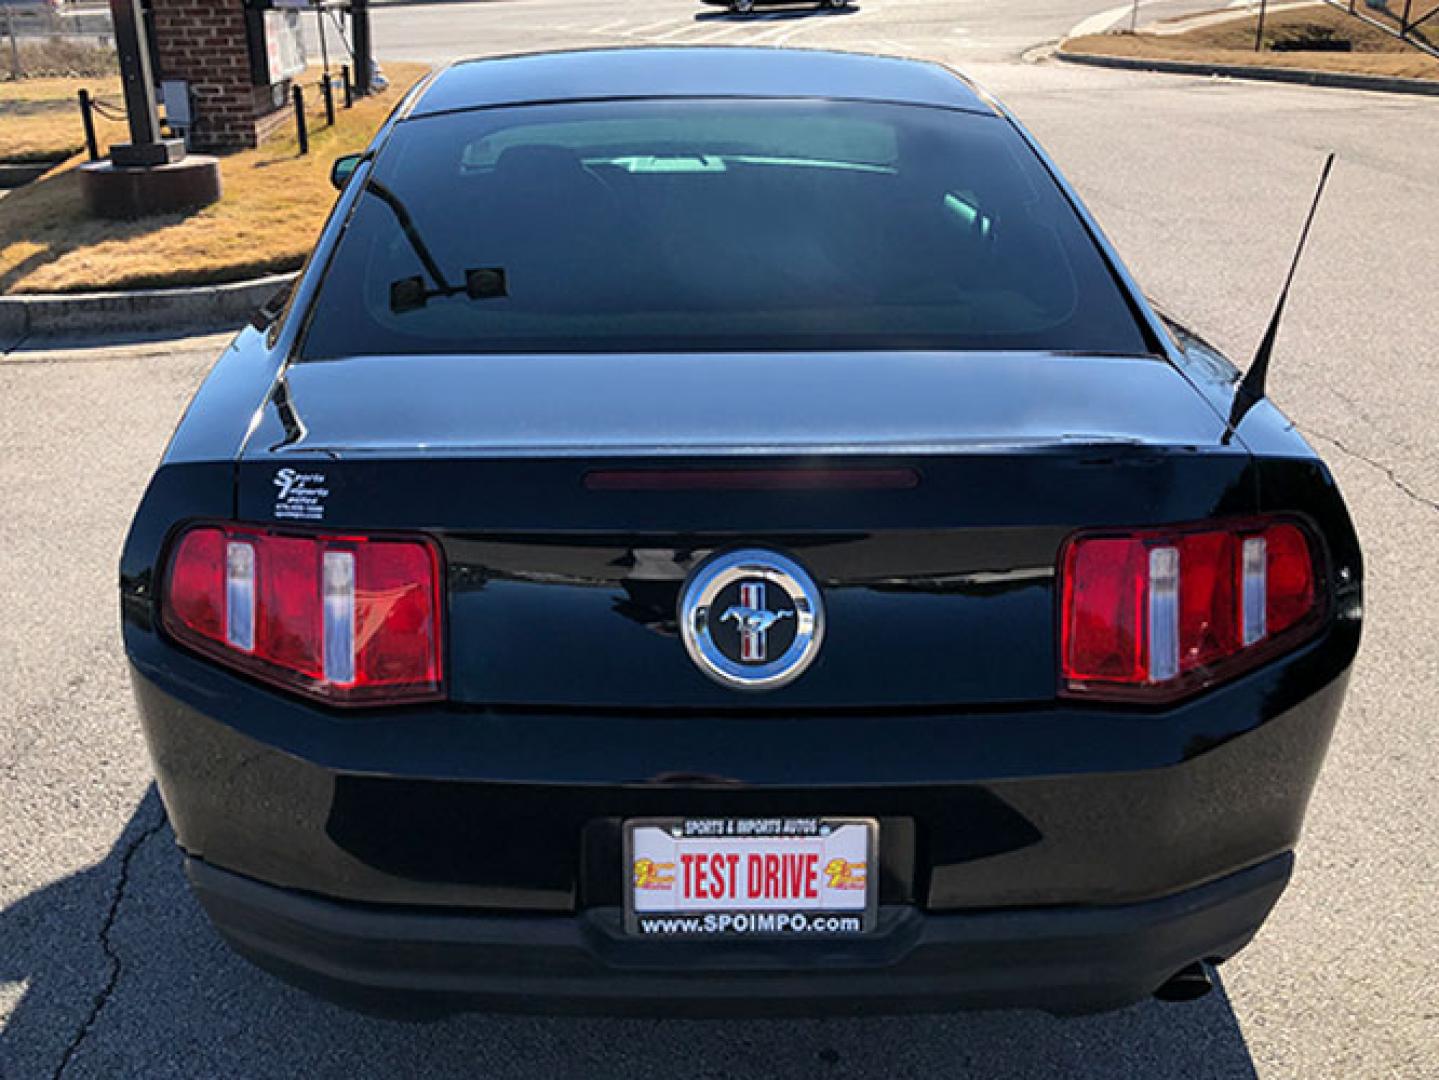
[149,0,287,152]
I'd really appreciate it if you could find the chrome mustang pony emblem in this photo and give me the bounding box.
[720,582,796,662]
[679,550,825,691]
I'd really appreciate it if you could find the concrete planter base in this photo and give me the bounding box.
[79,155,224,219]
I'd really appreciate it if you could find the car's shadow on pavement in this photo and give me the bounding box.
[2,789,1260,1080]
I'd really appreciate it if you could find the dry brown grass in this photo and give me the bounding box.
[0,73,120,105]
[0,76,125,162]
[1359,0,1439,50]
[1063,4,1439,80]
[0,63,430,295]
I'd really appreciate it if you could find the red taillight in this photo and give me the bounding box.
[1265,523,1316,637]
[1060,519,1322,701]
[1060,537,1146,684]
[166,528,226,644]
[162,525,443,706]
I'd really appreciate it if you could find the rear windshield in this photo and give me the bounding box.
[300,99,1151,358]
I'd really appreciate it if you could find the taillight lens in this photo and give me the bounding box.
[1060,519,1322,701]
[162,525,443,705]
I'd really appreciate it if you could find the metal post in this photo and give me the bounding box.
[1255,0,1268,50]
[321,75,335,127]
[79,90,101,162]
[110,0,160,146]
[353,0,372,96]
[342,64,353,108]
[293,84,309,155]
[5,6,20,80]
[1401,0,1414,36]
[314,0,330,79]
[106,0,182,165]
[1130,0,1140,33]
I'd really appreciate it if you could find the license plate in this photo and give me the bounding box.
[624,817,877,938]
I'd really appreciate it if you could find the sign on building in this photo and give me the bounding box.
[252,8,307,86]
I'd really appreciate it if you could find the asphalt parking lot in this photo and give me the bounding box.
[3,1,1437,1077]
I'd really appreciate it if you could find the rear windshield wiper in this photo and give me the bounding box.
[364,180,508,313]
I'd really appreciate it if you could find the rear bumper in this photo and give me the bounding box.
[190,853,1290,1017]
[129,629,1352,913]
[128,612,1353,1013]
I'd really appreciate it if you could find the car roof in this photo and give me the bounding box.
[406,47,998,118]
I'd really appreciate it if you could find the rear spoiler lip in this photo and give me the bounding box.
[249,436,1158,460]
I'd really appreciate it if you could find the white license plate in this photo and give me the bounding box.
[624,817,877,937]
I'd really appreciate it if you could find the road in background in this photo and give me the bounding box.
[4,2,1437,1077]
[350,0,1237,65]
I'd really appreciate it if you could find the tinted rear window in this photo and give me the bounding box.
[301,99,1150,358]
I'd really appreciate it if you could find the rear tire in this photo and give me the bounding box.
[731,0,755,13]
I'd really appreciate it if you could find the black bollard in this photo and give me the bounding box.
[78,89,100,162]
[293,84,308,155]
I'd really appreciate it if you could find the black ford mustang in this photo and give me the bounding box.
[121,47,1362,1017]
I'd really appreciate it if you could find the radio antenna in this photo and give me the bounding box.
[1233,152,1335,413]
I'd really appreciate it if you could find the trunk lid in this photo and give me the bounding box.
[236,351,1253,709]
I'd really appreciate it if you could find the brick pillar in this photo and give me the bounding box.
[149,0,288,153]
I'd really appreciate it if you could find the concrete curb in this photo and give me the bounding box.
[0,160,67,190]
[1054,48,1439,97]
[0,271,297,339]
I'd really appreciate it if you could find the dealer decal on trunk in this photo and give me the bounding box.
[273,468,329,522]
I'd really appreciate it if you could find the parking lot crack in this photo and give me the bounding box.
[1302,426,1439,516]
[48,807,167,1080]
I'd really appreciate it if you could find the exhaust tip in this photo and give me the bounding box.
[1153,962,1215,1004]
